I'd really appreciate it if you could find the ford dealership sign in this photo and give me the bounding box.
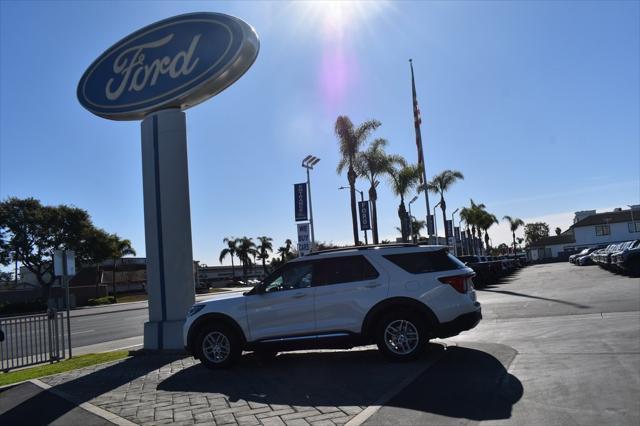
[78,12,259,120]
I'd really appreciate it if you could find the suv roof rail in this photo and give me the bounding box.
[305,243,419,256]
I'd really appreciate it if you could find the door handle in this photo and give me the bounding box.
[292,293,306,298]
[365,283,381,288]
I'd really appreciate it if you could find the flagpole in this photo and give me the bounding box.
[409,59,432,237]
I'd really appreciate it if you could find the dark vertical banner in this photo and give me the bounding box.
[427,214,435,236]
[294,183,308,222]
[445,220,453,238]
[454,226,461,242]
[359,201,371,230]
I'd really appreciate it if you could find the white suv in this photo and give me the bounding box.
[183,244,482,368]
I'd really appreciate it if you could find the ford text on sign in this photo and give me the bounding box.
[78,12,259,120]
[358,201,371,230]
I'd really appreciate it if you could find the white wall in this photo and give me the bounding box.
[574,222,639,246]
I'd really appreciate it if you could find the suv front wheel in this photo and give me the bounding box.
[196,323,242,369]
[375,312,427,362]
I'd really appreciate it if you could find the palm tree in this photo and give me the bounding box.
[219,237,238,281]
[108,236,136,303]
[478,211,498,253]
[397,218,426,242]
[236,237,257,283]
[503,216,525,254]
[355,138,405,244]
[278,239,293,261]
[516,237,524,250]
[387,163,421,242]
[425,170,464,239]
[335,115,381,245]
[460,199,486,255]
[256,236,273,274]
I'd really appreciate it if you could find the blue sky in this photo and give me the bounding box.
[1,1,638,265]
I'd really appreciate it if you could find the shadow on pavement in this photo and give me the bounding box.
[0,354,180,426]
[479,288,591,309]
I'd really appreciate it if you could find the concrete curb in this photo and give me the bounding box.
[31,378,138,426]
[344,346,447,426]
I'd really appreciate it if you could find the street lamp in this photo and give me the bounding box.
[339,186,368,245]
[433,201,441,243]
[451,207,460,255]
[302,155,320,251]
[408,195,419,243]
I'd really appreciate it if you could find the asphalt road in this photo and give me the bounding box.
[366,262,640,425]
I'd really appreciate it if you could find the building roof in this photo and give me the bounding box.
[571,209,637,228]
[529,233,576,248]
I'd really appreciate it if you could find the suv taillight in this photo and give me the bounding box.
[439,274,474,293]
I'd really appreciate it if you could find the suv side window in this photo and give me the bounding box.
[263,262,313,293]
[383,250,465,274]
[313,255,379,286]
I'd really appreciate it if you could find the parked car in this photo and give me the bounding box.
[615,241,640,276]
[611,240,639,272]
[184,244,482,368]
[570,248,597,264]
[458,255,492,287]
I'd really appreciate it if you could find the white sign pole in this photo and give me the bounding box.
[141,109,195,350]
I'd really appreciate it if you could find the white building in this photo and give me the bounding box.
[528,206,640,261]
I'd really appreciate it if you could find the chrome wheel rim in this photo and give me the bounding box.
[202,331,231,363]
[384,320,419,355]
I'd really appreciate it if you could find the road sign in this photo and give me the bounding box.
[77,12,260,120]
[294,183,308,222]
[53,250,75,277]
[358,201,371,230]
[297,223,311,256]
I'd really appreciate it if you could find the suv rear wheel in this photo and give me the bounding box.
[375,312,427,361]
[196,323,241,369]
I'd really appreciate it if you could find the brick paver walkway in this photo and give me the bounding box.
[40,346,443,426]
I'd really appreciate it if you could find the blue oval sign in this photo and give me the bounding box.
[78,12,259,121]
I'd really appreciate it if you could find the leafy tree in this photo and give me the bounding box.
[107,235,136,302]
[387,163,421,242]
[355,138,404,244]
[0,197,122,300]
[503,216,525,254]
[516,237,524,249]
[425,170,464,239]
[219,237,238,280]
[256,236,273,274]
[524,222,550,246]
[555,227,562,236]
[335,115,381,245]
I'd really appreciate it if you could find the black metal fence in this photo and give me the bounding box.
[0,310,66,372]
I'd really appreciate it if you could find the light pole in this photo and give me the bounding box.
[451,207,459,255]
[629,205,638,233]
[408,195,419,243]
[340,186,368,245]
[458,215,465,255]
[302,155,320,251]
[433,201,441,243]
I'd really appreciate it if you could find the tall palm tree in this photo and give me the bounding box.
[335,115,381,245]
[460,199,486,255]
[219,237,238,281]
[355,138,405,244]
[108,236,136,303]
[236,237,257,283]
[478,211,498,253]
[256,236,273,274]
[425,170,464,239]
[503,216,525,254]
[278,239,293,261]
[387,163,421,242]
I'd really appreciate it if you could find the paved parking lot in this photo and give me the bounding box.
[1,262,638,425]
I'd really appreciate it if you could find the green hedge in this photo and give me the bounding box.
[86,296,116,306]
[0,300,47,316]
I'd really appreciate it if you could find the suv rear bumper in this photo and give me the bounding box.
[434,306,482,338]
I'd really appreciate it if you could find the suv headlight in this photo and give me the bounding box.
[187,304,205,317]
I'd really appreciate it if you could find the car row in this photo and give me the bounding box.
[590,240,640,276]
[458,254,527,287]
[569,247,602,266]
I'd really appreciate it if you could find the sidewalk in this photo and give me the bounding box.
[0,344,452,426]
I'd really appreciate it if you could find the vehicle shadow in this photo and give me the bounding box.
[479,288,591,309]
[158,343,523,421]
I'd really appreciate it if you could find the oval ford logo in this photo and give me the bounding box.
[78,12,259,121]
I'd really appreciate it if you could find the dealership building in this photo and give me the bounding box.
[528,206,640,261]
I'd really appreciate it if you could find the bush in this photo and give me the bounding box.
[0,299,47,316]
[87,296,116,306]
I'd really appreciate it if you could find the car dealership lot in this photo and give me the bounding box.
[2,262,638,425]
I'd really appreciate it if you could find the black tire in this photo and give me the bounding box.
[254,350,278,362]
[195,323,242,369]
[375,312,428,362]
